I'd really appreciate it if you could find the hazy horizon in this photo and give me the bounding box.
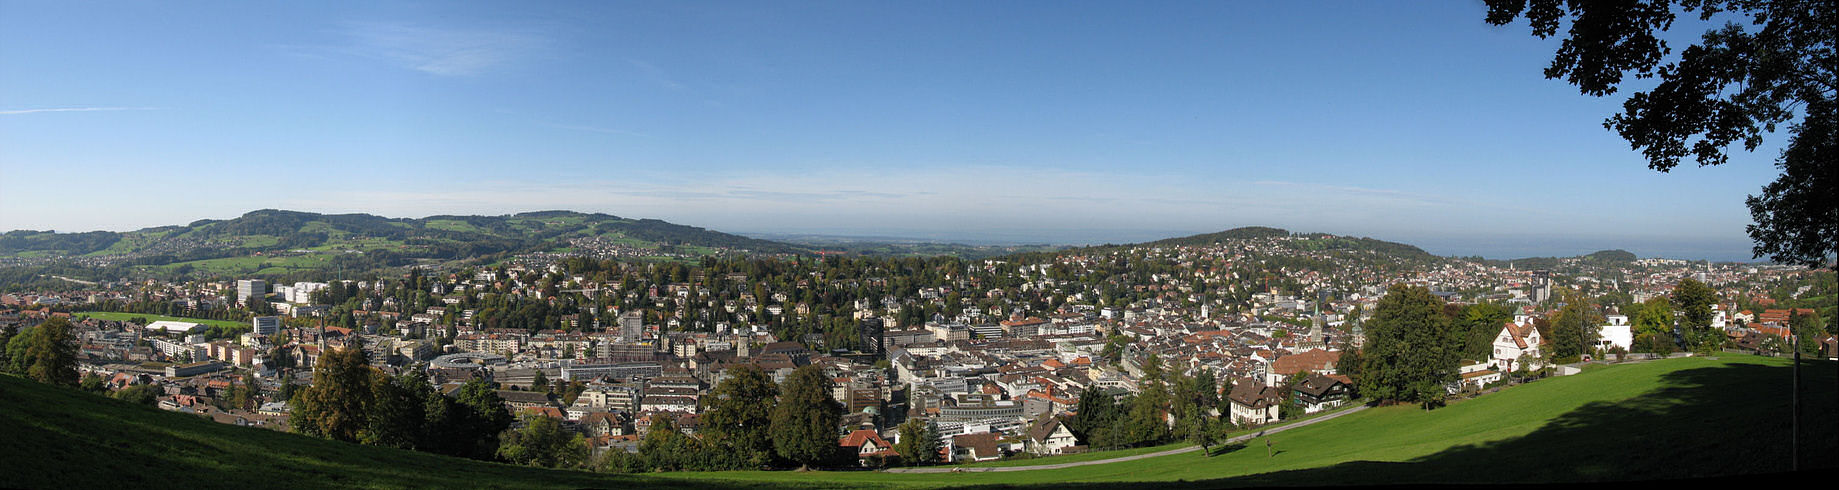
[0,1,1786,265]
[0,206,1763,263]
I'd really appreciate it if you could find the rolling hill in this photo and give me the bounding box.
[0,210,809,280]
[2,355,1829,488]
[1144,226,1436,261]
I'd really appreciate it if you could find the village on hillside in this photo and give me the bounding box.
[3,236,1833,466]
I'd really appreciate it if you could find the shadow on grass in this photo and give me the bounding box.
[1038,359,1839,489]
[0,375,830,490]
[1201,443,1248,458]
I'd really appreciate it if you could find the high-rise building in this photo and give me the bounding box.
[619,311,644,341]
[252,316,281,336]
[236,279,266,306]
[859,318,884,356]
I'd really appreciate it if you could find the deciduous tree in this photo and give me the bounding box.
[1671,278,1720,351]
[1485,0,1837,270]
[891,418,941,466]
[498,415,589,468]
[700,364,780,465]
[1354,284,1459,406]
[24,316,78,386]
[770,365,843,469]
[290,343,373,442]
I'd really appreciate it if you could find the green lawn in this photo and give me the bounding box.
[654,355,1837,487]
[75,312,248,330]
[2,355,1832,489]
[960,441,1186,468]
[960,402,1366,469]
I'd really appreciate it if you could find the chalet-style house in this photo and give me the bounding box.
[1490,321,1545,373]
[1291,373,1352,414]
[1227,380,1284,426]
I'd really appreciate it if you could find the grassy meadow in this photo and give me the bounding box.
[1,355,1831,489]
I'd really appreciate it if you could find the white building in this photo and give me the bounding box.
[274,282,329,304]
[1596,315,1633,352]
[145,321,207,335]
[1490,321,1545,372]
[252,316,282,336]
[235,279,266,306]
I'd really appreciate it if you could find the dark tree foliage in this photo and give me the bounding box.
[1355,284,1460,407]
[290,344,373,442]
[769,365,843,469]
[113,384,163,406]
[1067,388,1121,446]
[699,364,780,465]
[24,317,78,386]
[498,415,589,469]
[891,418,942,466]
[1547,291,1606,361]
[363,371,432,449]
[1487,0,1837,269]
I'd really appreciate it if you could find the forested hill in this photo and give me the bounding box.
[1147,226,1293,245]
[1481,249,1641,270]
[0,210,808,279]
[1144,227,1435,260]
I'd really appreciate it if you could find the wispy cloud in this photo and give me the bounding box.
[334,21,547,76]
[0,107,157,115]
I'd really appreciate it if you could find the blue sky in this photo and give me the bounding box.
[0,1,1787,260]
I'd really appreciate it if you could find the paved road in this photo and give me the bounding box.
[883,405,1369,474]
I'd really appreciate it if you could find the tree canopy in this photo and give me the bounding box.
[23,317,78,386]
[290,343,373,442]
[1486,0,1837,269]
[1671,278,1720,350]
[700,364,780,466]
[769,365,843,468]
[497,415,589,469]
[1354,284,1459,407]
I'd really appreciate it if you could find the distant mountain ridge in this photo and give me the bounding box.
[0,209,807,264]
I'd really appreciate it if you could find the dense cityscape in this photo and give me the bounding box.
[3,228,1832,472]
[4,0,1834,487]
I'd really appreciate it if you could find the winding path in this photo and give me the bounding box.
[884,405,1369,473]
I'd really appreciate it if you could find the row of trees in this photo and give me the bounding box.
[1064,355,1228,453]
[599,364,849,472]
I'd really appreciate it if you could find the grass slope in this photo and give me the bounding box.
[2,355,1832,489]
[645,355,1838,487]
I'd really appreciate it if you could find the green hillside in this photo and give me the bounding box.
[3,355,1830,488]
[0,210,809,281]
[1148,226,1293,246]
[1146,227,1433,259]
